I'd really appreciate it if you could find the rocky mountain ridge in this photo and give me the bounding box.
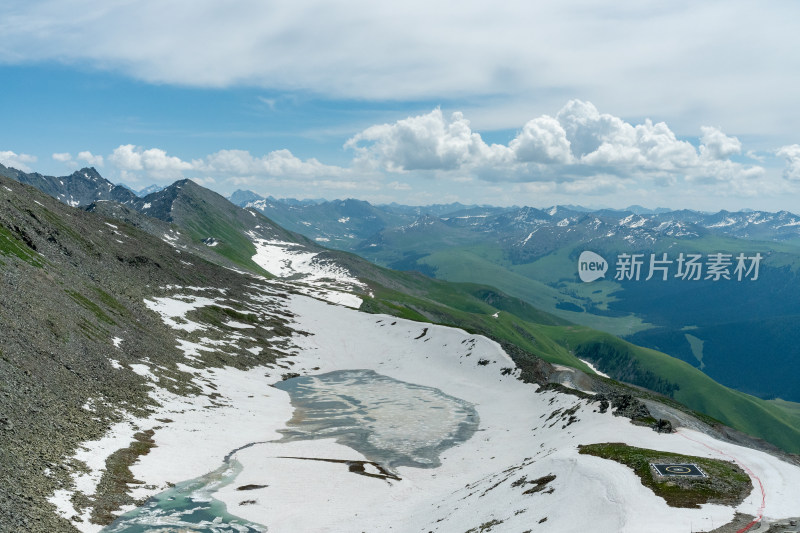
[0,164,138,208]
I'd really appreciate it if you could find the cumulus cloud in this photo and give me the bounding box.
[345,100,762,188]
[345,109,505,172]
[509,115,573,164]
[52,150,104,168]
[109,145,144,171]
[109,144,194,179]
[699,126,742,160]
[555,100,697,172]
[30,100,778,205]
[776,145,800,181]
[106,144,348,185]
[202,149,343,178]
[0,150,37,172]
[77,150,104,166]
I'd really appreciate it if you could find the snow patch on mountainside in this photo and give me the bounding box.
[709,217,737,228]
[49,421,141,531]
[49,284,300,531]
[248,232,364,308]
[580,358,610,378]
[143,295,218,332]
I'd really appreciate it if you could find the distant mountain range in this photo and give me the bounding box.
[230,188,800,249]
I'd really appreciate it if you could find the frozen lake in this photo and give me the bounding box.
[102,369,479,531]
[274,369,479,469]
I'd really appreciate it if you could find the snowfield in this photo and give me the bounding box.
[216,294,800,533]
[50,283,800,533]
[248,232,364,308]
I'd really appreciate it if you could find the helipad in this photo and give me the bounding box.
[651,463,707,477]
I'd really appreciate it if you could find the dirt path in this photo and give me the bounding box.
[676,430,766,533]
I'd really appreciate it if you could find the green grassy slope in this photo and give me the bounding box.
[360,283,589,371]
[542,326,800,453]
[141,180,321,277]
[417,245,651,335]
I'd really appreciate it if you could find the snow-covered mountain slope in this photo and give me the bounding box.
[223,294,799,533]
[248,231,367,308]
[49,279,800,532]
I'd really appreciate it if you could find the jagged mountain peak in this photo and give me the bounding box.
[69,166,103,180]
[1,164,137,207]
[229,188,264,205]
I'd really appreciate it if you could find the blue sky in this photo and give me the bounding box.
[2,0,800,210]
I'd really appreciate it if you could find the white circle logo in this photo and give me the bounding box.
[578,251,608,283]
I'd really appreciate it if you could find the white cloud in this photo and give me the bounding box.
[107,144,348,185]
[699,126,742,160]
[77,150,104,166]
[345,109,504,172]
[52,152,73,163]
[345,101,762,189]
[199,150,253,175]
[776,145,800,181]
[27,99,785,207]
[510,115,573,164]
[0,150,37,172]
[555,100,697,172]
[109,144,193,179]
[202,149,343,178]
[53,150,105,168]
[2,1,800,137]
[109,145,144,171]
[134,148,193,176]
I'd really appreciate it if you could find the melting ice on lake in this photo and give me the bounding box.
[102,369,479,532]
[274,369,480,469]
